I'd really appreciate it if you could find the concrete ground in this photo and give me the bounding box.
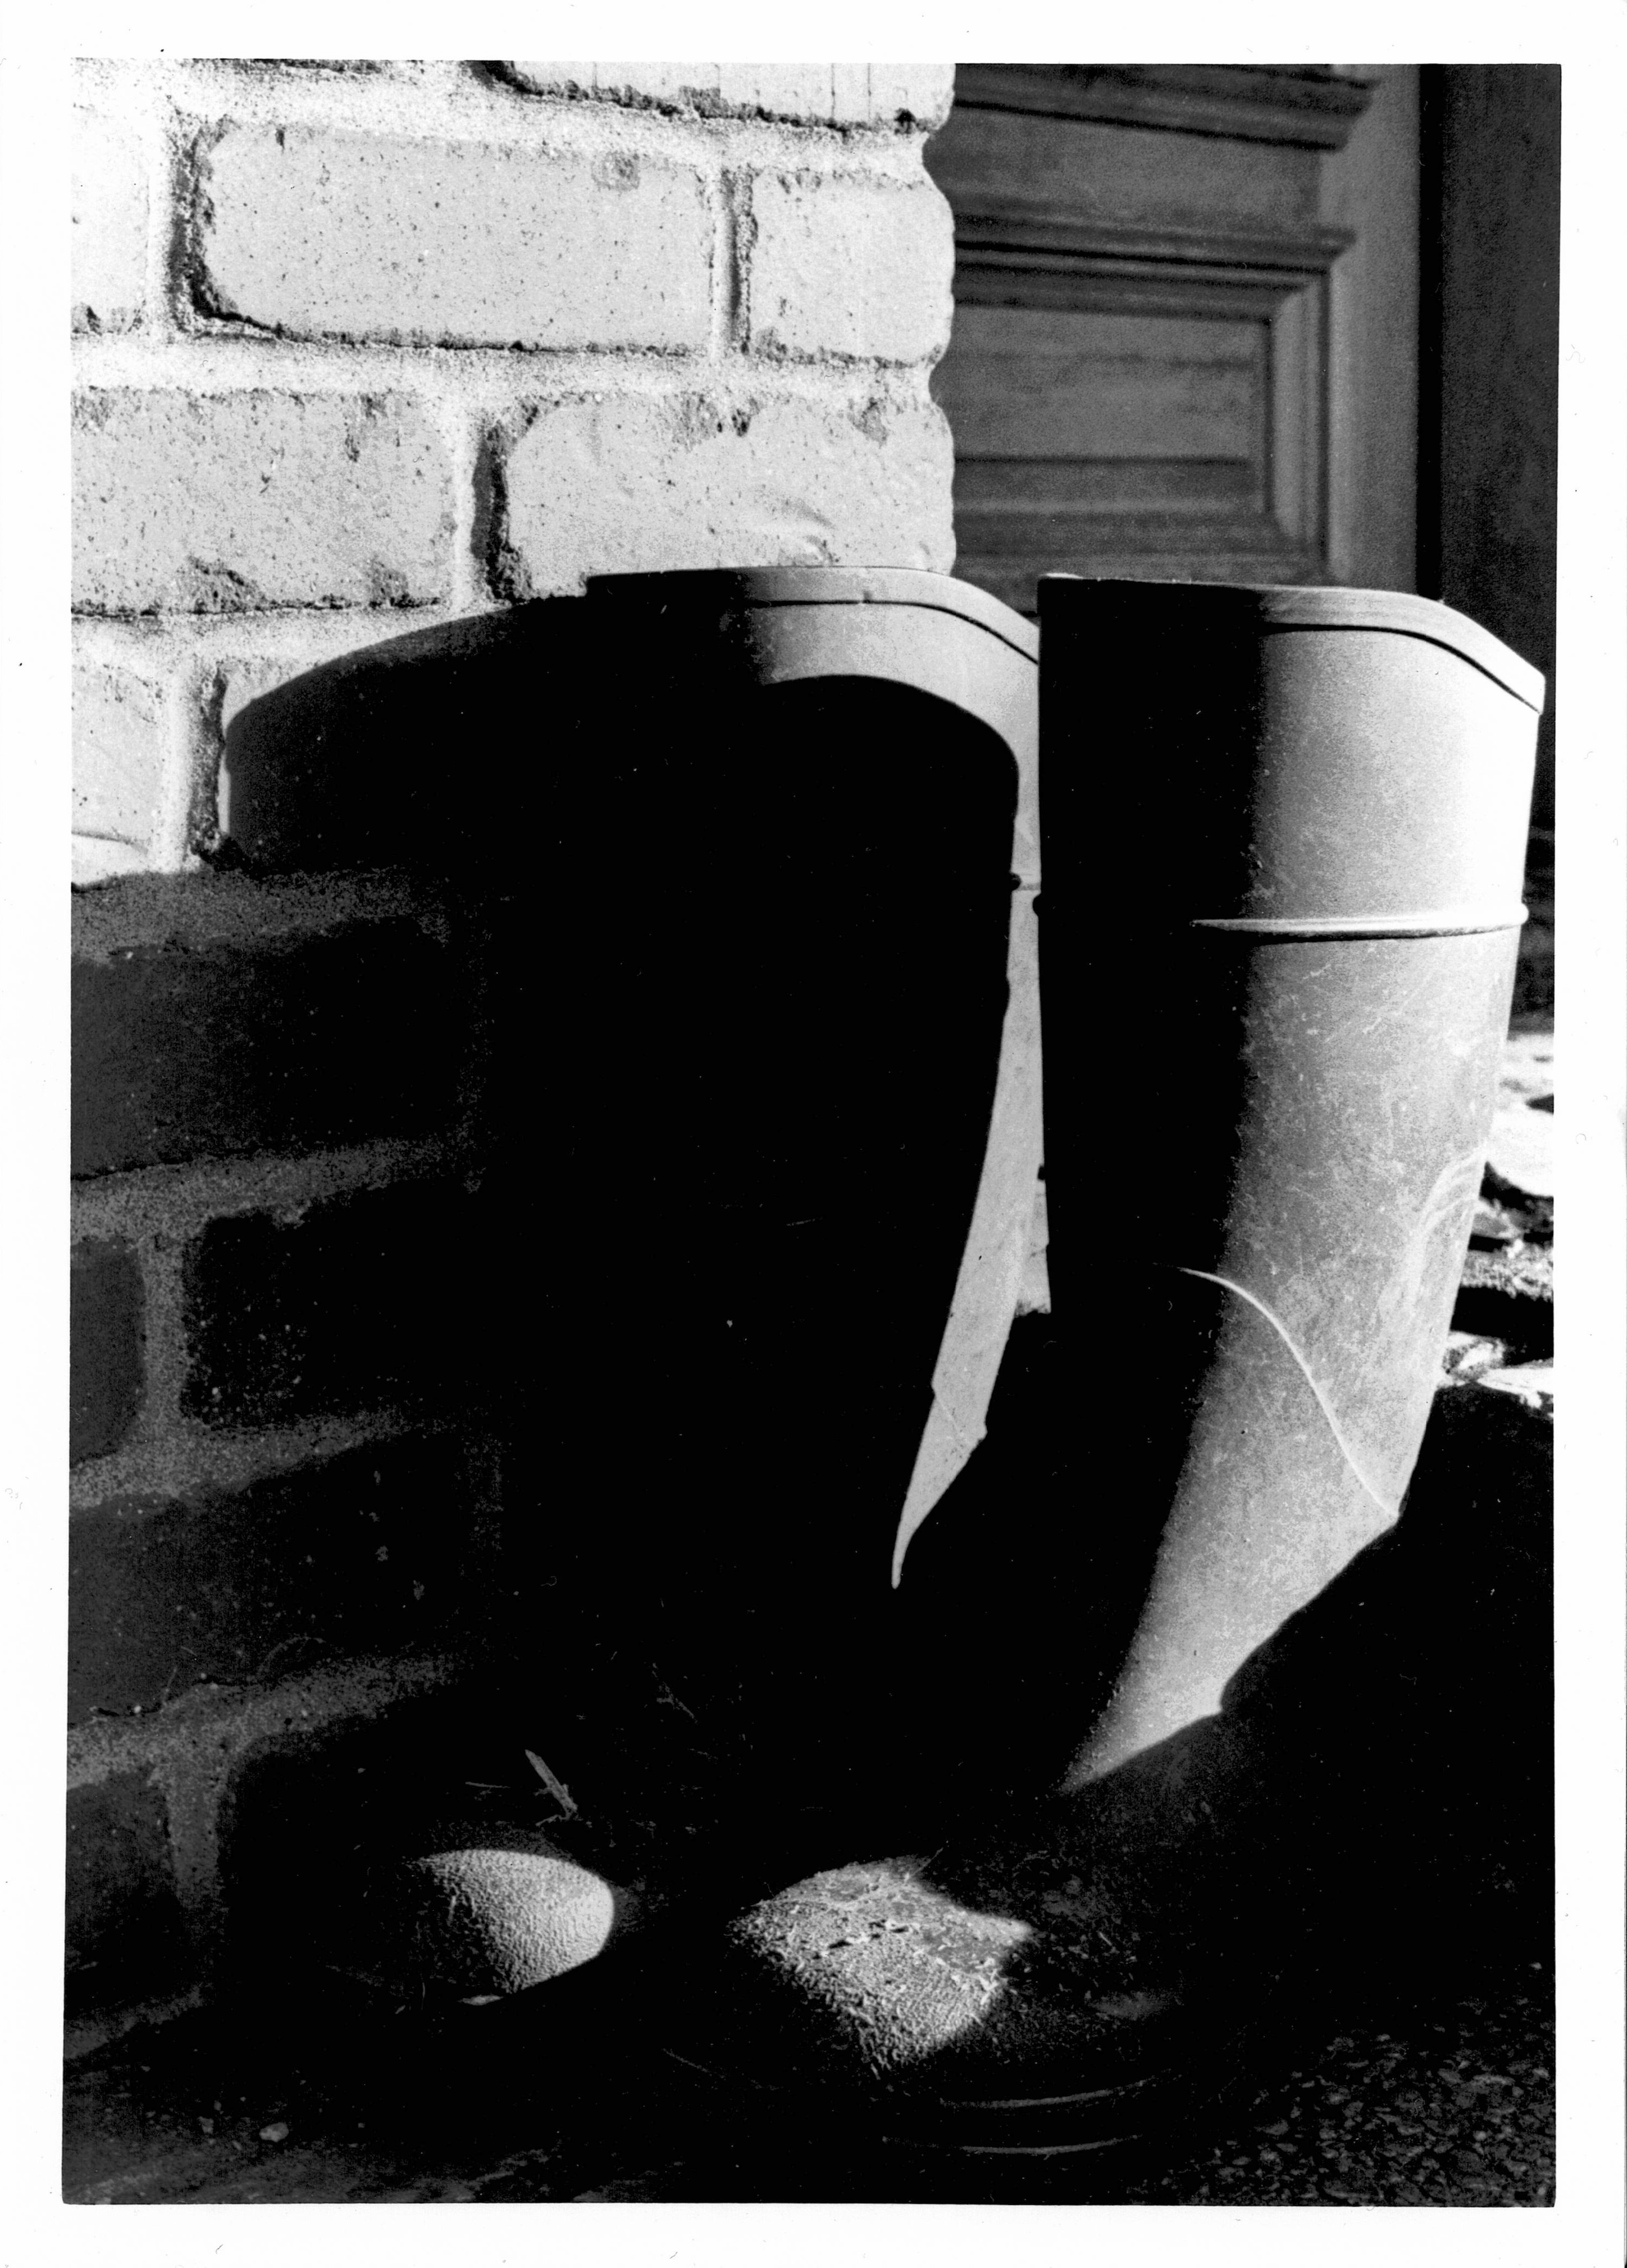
[63,1946,1553,2204]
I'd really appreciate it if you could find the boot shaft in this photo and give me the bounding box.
[494,569,1039,1803]
[1038,577,1542,1773]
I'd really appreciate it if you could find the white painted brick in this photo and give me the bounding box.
[72,391,453,616]
[867,66,956,131]
[505,60,717,110]
[72,662,165,844]
[218,654,302,738]
[508,61,596,96]
[501,389,954,592]
[72,107,148,334]
[587,62,713,108]
[197,125,712,352]
[503,61,955,129]
[831,66,873,127]
[716,65,839,121]
[747,173,952,362]
[73,837,155,888]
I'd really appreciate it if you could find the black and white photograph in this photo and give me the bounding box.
[3,13,1623,2256]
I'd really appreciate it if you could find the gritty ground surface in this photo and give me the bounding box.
[1113,1984,1554,2208]
[63,1952,1554,2205]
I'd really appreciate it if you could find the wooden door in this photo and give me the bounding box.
[926,66,1420,610]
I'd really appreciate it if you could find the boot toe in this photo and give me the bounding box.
[338,1820,630,2001]
[722,1858,1030,2084]
[687,1842,1214,2152]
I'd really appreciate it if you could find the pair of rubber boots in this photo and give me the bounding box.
[401,569,1544,2154]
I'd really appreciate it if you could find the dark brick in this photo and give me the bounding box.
[67,1435,476,1722]
[183,1179,487,1428]
[71,1237,145,1463]
[65,1773,188,2016]
[72,918,467,1176]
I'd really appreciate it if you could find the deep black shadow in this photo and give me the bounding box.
[218,601,595,874]
[216,614,1029,1904]
[486,671,1020,1828]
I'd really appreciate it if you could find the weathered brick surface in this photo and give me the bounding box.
[746,172,951,362]
[65,1774,187,2015]
[72,390,452,616]
[72,106,148,333]
[72,662,165,847]
[72,918,466,1176]
[71,1239,146,1465]
[501,390,955,592]
[198,125,713,352]
[73,839,155,889]
[863,67,957,132]
[68,1437,474,1722]
[183,1181,486,1428]
[501,61,955,130]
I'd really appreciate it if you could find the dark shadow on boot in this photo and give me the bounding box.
[483,673,1021,1869]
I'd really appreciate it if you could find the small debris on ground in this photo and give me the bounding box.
[524,1750,579,1818]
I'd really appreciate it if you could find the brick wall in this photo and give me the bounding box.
[69,56,957,2041]
[71,57,954,884]
[67,859,506,2031]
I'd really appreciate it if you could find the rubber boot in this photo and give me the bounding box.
[535,569,1040,1866]
[342,569,1042,2001]
[678,580,1543,2158]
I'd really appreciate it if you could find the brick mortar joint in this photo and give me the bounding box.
[68,1405,488,1517]
[72,603,504,671]
[120,1232,192,1453]
[67,1648,468,1789]
[493,368,943,429]
[488,61,943,140]
[73,590,455,630]
[748,159,943,190]
[168,653,225,868]
[71,333,932,401]
[476,414,532,604]
[71,1130,470,1250]
[742,339,951,376]
[168,113,231,335]
[70,862,462,957]
[727,170,756,352]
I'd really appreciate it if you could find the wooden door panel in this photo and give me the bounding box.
[926,67,1404,607]
[937,305,1260,461]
